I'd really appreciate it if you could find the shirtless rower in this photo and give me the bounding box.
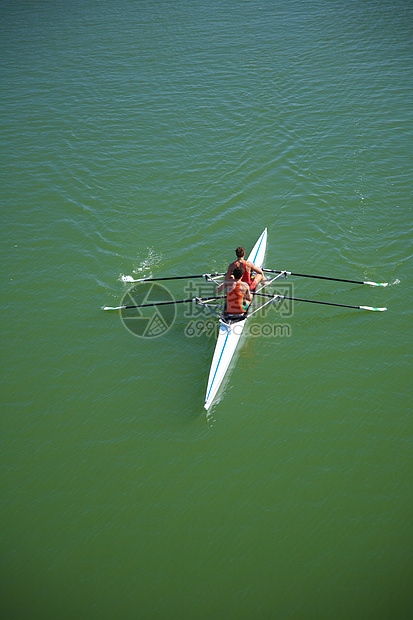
[216,266,252,316]
[225,246,264,291]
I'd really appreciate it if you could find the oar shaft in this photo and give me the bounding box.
[128,273,225,283]
[123,298,193,308]
[285,296,361,310]
[254,292,381,311]
[104,296,224,310]
[263,269,365,285]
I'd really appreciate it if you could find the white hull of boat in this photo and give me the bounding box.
[204,228,267,410]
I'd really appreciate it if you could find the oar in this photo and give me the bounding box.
[262,269,389,287]
[121,273,225,283]
[103,296,224,311]
[254,292,387,312]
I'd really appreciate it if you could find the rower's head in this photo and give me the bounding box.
[235,247,245,258]
[232,266,244,280]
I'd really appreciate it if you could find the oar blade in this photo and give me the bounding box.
[121,275,137,283]
[103,305,125,311]
[359,305,387,312]
[363,281,389,287]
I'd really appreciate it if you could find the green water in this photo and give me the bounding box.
[2,0,412,618]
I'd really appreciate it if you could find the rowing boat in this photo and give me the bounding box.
[204,228,268,410]
[103,232,388,410]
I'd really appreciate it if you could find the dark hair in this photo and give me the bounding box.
[235,246,245,258]
[232,266,244,280]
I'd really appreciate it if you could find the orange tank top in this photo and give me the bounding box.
[227,281,245,314]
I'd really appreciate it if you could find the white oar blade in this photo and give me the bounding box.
[103,305,125,311]
[359,306,387,312]
[121,275,137,283]
[364,281,389,287]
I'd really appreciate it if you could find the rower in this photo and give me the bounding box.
[217,266,252,318]
[225,246,264,291]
